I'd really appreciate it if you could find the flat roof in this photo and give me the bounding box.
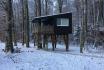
[32,12,72,23]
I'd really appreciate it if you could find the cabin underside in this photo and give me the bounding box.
[32,13,72,51]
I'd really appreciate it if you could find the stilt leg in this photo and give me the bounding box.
[51,34,56,51]
[63,34,69,51]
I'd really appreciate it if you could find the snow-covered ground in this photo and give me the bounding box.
[0,42,104,70]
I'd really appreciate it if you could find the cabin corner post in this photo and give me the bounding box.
[63,34,69,51]
[43,34,48,50]
[51,34,57,51]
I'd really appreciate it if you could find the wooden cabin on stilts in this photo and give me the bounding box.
[32,12,72,51]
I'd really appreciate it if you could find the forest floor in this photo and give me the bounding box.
[0,42,104,70]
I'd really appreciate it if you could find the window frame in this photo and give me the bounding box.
[57,18,69,26]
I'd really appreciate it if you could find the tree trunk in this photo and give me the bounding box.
[13,1,17,46]
[34,0,42,49]
[80,0,88,53]
[5,0,14,53]
[21,0,25,46]
[23,0,30,47]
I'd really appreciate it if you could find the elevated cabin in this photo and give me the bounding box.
[32,13,72,51]
[32,13,72,35]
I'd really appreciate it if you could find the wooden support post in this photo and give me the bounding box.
[51,34,57,51]
[63,34,69,51]
[43,34,48,50]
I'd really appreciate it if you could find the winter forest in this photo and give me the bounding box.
[0,0,104,70]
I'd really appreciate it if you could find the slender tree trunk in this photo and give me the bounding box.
[57,0,63,13]
[21,0,25,45]
[35,0,42,49]
[13,1,17,46]
[80,0,88,53]
[43,0,49,50]
[5,0,14,53]
[23,0,30,47]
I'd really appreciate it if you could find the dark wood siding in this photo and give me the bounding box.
[32,13,72,35]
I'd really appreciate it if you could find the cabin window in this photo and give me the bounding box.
[57,18,69,26]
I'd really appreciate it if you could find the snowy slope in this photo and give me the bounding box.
[0,42,104,70]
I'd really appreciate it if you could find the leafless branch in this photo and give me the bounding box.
[0,0,8,11]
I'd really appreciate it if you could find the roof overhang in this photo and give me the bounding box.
[32,12,72,23]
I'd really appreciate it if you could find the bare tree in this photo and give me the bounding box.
[23,0,30,47]
[80,0,88,53]
[0,0,14,53]
[34,0,42,49]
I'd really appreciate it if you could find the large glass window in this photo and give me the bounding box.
[57,18,69,26]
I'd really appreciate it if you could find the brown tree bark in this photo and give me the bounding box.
[5,0,14,53]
